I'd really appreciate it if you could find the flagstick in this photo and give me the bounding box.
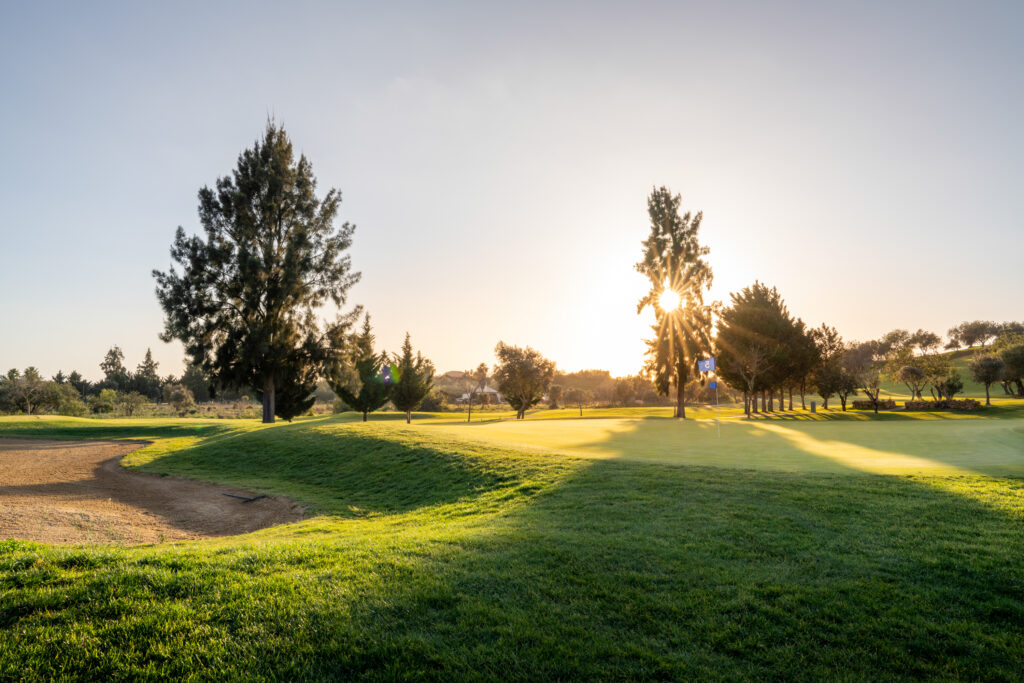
[715,371,720,438]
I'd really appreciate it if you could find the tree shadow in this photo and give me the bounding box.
[5,417,1024,678]
[284,446,1024,679]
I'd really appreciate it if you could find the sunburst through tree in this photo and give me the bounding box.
[635,186,714,419]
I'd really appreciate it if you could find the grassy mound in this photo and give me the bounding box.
[2,413,1024,679]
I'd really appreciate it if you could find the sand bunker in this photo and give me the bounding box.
[0,438,304,545]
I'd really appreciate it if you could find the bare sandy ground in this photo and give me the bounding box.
[0,438,305,545]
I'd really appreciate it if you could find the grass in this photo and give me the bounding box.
[2,406,1024,680]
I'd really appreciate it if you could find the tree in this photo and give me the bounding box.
[153,122,360,423]
[565,388,591,417]
[100,346,129,392]
[180,363,213,402]
[788,323,820,410]
[548,384,563,409]
[133,348,162,400]
[493,342,555,420]
[969,355,1005,406]
[635,186,713,419]
[811,324,845,409]
[390,333,435,423]
[119,391,148,417]
[613,378,635,406]
[922,353,954,400]
[259,355,320,421]
[67,371,92,397]
[1000,344,1024,397]
[876,329,911,360]
[329,314,391,422]
[163,384,196,416]
[88,389,118,414]
[938,371,964,401]
[835,370,859,412]
[948,321,999,349]
[54,383,87,416]
[461,363,489,422]
[2,367,59,415]
[908,329,942,354]
[859,367,884,414]
[896,365,926,400]
[715,283,803,415]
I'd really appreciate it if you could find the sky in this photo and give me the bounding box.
[1,0,1022,381]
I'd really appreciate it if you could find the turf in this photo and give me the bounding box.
[2,408,1024,680]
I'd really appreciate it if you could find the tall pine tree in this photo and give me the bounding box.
[153,122,360,423]
[635,187,714,418]
[330,314,392,422]
[390,333,435,423]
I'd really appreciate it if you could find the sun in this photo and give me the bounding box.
[658,288,681,311]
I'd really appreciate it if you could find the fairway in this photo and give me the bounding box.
[416,411,1024,475]
[3,410,1024,679]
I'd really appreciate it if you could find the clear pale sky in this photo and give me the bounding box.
[1,1,1021,381]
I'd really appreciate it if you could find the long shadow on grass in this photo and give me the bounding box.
[282,429,1024,680]
[5,420,1024,679]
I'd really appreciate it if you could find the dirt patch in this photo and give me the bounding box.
[0,438,304,545]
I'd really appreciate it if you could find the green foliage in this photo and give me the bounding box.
[117,391,148,417]
[162,383,196,416]
[87,389,118,414]
[1000,344,1024,396]
[969,355,1005,405]
[564,387,591,416]
[947,320,1000,349]
[153,121,360,423]
[547,383,563,408]
[938,371,964,401]
[390,333,435,423]
[100,345,129,392]
[635,186,713,418]
[715,282,811,414]
[330,314,391,421]
[131,348,162,400]
[493,342,555,419]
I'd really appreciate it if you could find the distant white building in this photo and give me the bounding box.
[458,384,503,404]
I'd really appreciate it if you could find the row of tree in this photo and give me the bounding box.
[0,367,199,417]
[635,186,1024,417]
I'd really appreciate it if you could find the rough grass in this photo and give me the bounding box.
[2,410,1024,680]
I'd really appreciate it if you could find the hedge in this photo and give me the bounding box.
[904,399,983,411]
[851,399,897,410]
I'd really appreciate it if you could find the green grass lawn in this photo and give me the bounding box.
[2,406,1024,680]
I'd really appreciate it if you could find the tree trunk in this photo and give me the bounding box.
[675,364,686,419]
[467,396,472,423]
[800,387,806,410]
[406,410,412,423]
[788,388,793,411]
[768,392,774,412]
[578,403,583,417]
[261,378,275,424]
[362,410,368,422]
[985,384,991,406]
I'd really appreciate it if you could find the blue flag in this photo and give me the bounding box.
[698,357,716,373]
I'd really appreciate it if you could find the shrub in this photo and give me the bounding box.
[87,389,118,414]
[851,399,897,410]
[418,390,446,412]
[904,399,983,411]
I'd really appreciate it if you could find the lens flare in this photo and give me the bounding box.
[658,288,681,311]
